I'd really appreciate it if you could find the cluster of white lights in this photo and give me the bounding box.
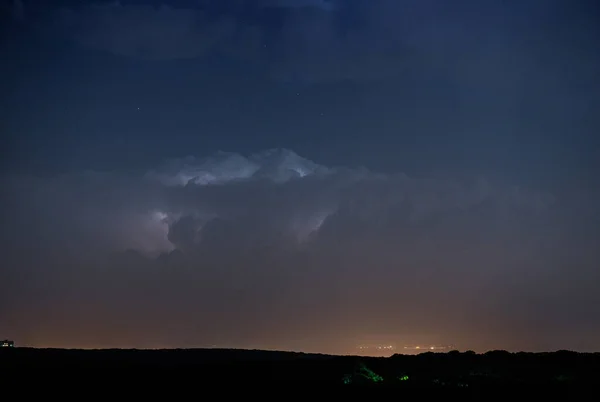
[403,345,450,351]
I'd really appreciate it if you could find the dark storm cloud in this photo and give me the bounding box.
[48,1,340,67]
[3,0,25,21]
[1,149,598,351]
[258,0,336,10]
[13,0,597,89]
[50,2,238,60]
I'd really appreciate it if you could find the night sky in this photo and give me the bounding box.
[1,0,599,354]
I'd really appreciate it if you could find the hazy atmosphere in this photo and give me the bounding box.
[1,0,599,354]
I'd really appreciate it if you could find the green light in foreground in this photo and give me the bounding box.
[342,362,384,384]
[398,375,409,381]
[357,363,384,382]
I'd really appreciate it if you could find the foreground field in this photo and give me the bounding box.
[1,347,599,394]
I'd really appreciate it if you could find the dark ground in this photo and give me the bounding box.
[1,348,599,397]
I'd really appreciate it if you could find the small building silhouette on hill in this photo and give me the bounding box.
[1,340,14,348]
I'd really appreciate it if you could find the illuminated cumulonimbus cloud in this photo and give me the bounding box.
[129,148,556,258]
[145,148,329,187]
[2,149,552,255]
[143,148,337,253]
[1,147,557,260]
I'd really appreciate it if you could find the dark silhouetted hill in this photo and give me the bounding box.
[1,347,599,396]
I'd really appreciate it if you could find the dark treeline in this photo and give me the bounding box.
[2,347,599,395]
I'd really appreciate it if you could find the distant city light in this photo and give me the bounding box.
[356,344,396,355]
[402,344,454,352]
[356,343,454,355]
